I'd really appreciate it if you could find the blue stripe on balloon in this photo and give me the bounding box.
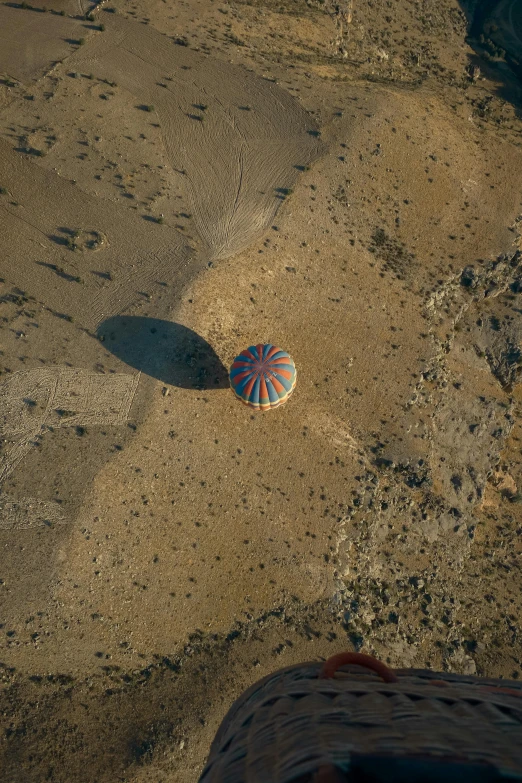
[234,375,253,394]
[250,375,261,404]
[272,363,294,374]
[266,377,279,404]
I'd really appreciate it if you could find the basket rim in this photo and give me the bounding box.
[209,660,522,753]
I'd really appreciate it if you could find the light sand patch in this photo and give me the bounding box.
[49,365,361,662]
[305,408,361,453]
[481,468,518,509]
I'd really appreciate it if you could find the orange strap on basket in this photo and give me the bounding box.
[319,652,399,683]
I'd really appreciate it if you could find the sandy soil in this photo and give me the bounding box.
[1,1,522,781]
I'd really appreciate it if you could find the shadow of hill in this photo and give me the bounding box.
[459,0,522,119]
[97,316,229,390]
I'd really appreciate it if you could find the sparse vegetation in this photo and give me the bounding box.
[99,24,105,31]
[157,216,164,224]
[369,227,416,281]
[227,33,246,46]
[145,105,154,112]
[0,187,7,195]
[86,12,95,21]
[78,38,86,46]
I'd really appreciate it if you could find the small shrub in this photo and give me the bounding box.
[78,38,85,46]
[0,187,7,195]
[59,9,65,15]
[86,12,94,21]
[21,1,28,8]
[99,24,105,31]
[145,105,154,112]
[157,216,164,224]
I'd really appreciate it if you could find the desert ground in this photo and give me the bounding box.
[1,0,522,780]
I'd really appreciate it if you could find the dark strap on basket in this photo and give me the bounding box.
[319,652,399,683]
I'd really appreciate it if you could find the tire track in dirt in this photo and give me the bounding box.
[67,16,323,261]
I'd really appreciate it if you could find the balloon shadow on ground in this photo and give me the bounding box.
[97,316,229,390]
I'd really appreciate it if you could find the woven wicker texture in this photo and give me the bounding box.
[199,662,522,782]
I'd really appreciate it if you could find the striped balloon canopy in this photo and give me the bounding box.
[229,344,297,411]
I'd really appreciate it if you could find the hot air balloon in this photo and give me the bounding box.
[229,344,296,411]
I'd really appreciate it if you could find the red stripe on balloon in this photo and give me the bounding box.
[259,375,268,403]
[243,375,256,399]
[233,370,254,383]
[265,345,280,361]
[270,357,292,364]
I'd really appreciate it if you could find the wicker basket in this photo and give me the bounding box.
[199,652,522,782]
